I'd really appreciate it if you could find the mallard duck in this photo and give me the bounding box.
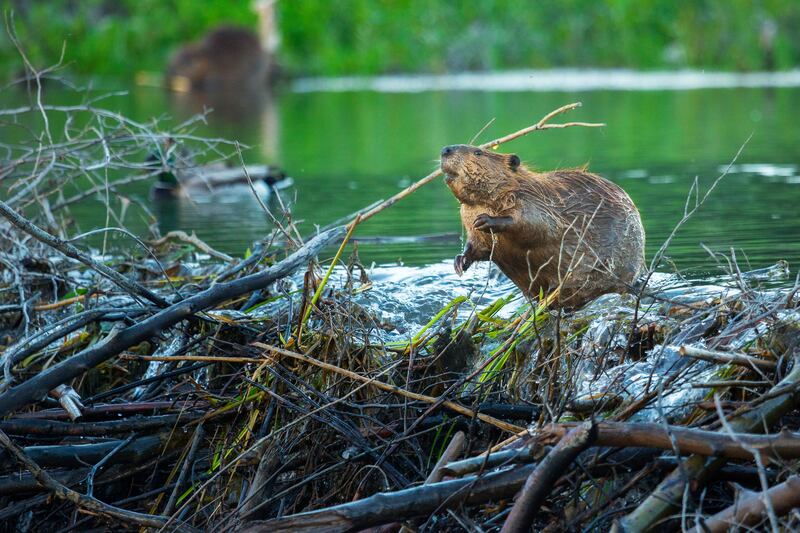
[146,139,290,200]
[149,164,290,200]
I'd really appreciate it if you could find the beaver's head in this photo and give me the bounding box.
[440,144,521,205]
[167,45,210,91]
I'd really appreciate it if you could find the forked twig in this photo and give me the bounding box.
[350,102,603,226]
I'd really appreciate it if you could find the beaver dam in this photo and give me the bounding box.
[1,89,799,533]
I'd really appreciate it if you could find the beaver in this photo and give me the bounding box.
[440,144,645,307]
[166,26,270,92]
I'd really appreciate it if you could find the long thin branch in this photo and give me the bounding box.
[148,230,234,262]
[241,460,539,533]
[351,102,603,226]
[680,345,777,370]
[253,343,524,433]
[538,421,800,461]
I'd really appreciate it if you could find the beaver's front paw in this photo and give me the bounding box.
[474,213,513,233]
[454,254,473,276]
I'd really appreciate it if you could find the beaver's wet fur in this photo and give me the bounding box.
[440,144,645,307]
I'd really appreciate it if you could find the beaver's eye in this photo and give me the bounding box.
[473,150,482,156]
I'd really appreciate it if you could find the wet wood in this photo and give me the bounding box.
[539,421,800,461]
[501,420,597,533]
[0,226,345,418]
[691,475,800,533]
[240,461,538,533]
[0,429,171,529]
[618,352,800,532]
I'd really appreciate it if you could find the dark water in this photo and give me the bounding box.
[5,79,800,276]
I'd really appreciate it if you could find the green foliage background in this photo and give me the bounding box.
[1,0,798,79]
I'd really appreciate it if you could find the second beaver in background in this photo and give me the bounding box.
[440,144,645,308]
[166,27,269,92]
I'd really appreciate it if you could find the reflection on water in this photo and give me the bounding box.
[149,184,289,255]
[292,68,800,93]
[167,88,281,162]
[4,75,799,276]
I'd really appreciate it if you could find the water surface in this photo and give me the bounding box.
[5,73,800,276]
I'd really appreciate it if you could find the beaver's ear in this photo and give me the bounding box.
[508,154,520,170]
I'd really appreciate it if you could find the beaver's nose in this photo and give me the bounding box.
[441,145,455,157]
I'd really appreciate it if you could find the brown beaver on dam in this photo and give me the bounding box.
[440,144,645,308]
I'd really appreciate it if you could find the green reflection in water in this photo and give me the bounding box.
[3,84,799,275]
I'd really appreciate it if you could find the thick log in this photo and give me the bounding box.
[11,400,205,420]
[0,227,344,417]
[0,413,199,436]
[0,467,88,496]
[0,429,170,529]
[240,462,538,533]
[443,420,800,481]
[0,433,175,469]
[540,421,800,461]
[692,475,800,533]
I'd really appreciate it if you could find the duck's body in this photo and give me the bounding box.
[149,164,290,200]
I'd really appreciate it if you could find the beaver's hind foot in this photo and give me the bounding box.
[454,254,472,276]
[454,240,486,276]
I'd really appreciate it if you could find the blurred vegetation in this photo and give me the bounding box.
[0,0,256,80]
[1,0,799,79]
[280,0,800,74]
